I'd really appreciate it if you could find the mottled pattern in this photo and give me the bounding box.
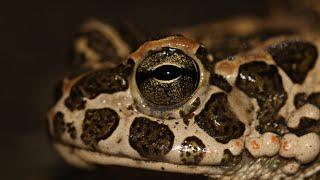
[65,62,133,111]
[129,117,174,159]
[235,61,288,134]
[195,92,245,143]
[268,41,318,84]
[136,48,199,106]
[180,136,206,165]
[81,108,119,148]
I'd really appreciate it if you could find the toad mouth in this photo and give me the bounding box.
[53,142,224,177]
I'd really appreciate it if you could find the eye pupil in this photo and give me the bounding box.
[152,65,182,80]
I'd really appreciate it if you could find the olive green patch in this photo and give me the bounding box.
[195,92,245,143]
[180,136,206,165]
[235,61,288,134]
[268,41,318,84]
[65,62,133,111]
[81,108,120,149]
[129,117,174,159]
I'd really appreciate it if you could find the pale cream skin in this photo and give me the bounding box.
[49,16,320,180]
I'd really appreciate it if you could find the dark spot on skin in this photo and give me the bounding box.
[190,97,201,113]
[294,92,320,109]
[308,92,320,108]
[53,112,66,139]
[179,97,201,125]
[196,45,233,93]
[161,167,165,171]
[117,138,122,144]
[81,108,120,149]
[235,61,287,134]
[289,117,320,136]
[195,92,245,143]
[179,110,190,126]
[210,73,233,92]
[182,114,193,126]
[65,62,133,111]
[66,122,77,139]
[129,117,174,159]
[294,93,308,109]
[180,136,206,165]
[196,45,214,72]
[220,149,242,167]
[268,41,318,84]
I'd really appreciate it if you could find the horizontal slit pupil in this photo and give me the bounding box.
[153,65,182,80]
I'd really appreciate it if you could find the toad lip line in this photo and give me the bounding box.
[53,142,225,176]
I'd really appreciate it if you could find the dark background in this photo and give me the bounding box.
[0,1,270,179]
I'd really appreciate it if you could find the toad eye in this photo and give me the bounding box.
[136,48,200,107]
